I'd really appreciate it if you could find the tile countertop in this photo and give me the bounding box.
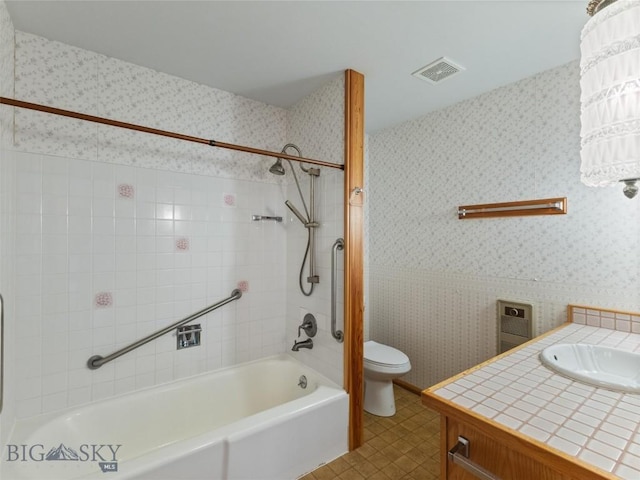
[425,322,640,480]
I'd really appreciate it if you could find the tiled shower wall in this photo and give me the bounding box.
[368,61,640,389]
[0,16,344,431]
[11,155,289,416]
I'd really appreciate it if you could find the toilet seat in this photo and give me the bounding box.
[364,341,410,369]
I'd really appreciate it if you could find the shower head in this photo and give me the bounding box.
[269,158,286,176]
[268,143,306,176]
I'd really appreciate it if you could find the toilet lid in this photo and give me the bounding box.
[364,341,409,366]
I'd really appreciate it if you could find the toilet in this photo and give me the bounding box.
[363,340,411,417]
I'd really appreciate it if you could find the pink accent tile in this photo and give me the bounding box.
[175,237,190,251]
[237,280,249,292]
[117,183,135,199]
[223,193,235,206]
[94,291,113,308]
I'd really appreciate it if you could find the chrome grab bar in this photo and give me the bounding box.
[87,289,242,370]
[331,238,344,342]
[0,293,4,413]
[448,436,500,480]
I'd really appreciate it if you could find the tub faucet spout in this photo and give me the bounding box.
[292,338,313,351]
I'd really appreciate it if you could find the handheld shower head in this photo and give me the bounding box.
[269,158,286,176]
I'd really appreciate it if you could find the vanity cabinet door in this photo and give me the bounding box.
[444,416,578,480]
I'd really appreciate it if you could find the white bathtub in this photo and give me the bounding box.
[3,355,349,480]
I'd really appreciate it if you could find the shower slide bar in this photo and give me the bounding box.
[331,238,344,342]
[87,289,242,370]
[0,97,344,171]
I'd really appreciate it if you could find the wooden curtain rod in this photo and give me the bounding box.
[0,97,344,171]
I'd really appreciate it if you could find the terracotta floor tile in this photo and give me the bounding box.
[328,456,351,476]
[367,435,390,451]
[390,437,416,455]
[380,461,409,480]
[303,465,334,480]
[366,471,392,480]
[337,467,366,480]
[369,451,393,470]
[393,454,419,474]
[355,442,378,458]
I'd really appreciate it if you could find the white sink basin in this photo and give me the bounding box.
[539,343,640,393]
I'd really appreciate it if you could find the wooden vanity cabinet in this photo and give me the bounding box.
[423,393,614,480]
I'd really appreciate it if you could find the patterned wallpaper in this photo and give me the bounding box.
[368,61,640,389]
[13,32,289,181]
[0,0,12,147]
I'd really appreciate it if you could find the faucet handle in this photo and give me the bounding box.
[298,313,317,338]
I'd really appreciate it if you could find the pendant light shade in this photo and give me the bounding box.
[580,0,640,198]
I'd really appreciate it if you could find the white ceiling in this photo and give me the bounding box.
[5,1,589,133]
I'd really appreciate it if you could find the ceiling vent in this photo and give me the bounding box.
[412,57,465,85]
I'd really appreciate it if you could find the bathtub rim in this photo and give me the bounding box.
[7,353,343,435]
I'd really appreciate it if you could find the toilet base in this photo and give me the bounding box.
[364,378,396,417]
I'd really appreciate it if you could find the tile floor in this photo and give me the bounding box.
[301,385,441,480]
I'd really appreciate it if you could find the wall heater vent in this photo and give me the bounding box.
[497,300,534,354]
